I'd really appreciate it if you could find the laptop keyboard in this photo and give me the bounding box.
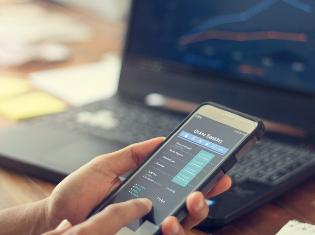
[29,97,315,187]
[228,139,315,185]
[29,98,184,144]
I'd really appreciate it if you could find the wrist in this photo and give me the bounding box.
[30,198,51,235]
[0,198,51,235]
[45,194,70,232]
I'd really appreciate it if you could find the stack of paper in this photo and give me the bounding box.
[0,91,67,121]
[0,77,67,121]
[0,54,120,121]
[0,78,31,100]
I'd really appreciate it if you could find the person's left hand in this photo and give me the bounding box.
[42,137,231,235]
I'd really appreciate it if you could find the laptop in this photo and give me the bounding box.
[1,0,315,229]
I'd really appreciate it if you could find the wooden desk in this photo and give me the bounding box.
[1,3,315,235]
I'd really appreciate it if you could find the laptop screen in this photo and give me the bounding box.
[126,0,315,94]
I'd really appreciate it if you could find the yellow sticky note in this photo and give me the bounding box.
[0,91,67,121]
[0,78,31,100]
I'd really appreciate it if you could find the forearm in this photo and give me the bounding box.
[0,199,50,235]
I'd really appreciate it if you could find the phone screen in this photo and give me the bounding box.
[98,106,257,234]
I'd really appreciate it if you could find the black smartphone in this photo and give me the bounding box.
[88,102,265,234]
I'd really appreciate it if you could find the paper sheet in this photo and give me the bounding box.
[276,220,315,235]
[0,78,31,100]
[0,91,67,121]
[30,55,121,106]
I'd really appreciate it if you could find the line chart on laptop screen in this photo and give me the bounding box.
[129,0,315,93]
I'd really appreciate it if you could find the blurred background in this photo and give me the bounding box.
[2,2,315,235]
[0,0,130,124]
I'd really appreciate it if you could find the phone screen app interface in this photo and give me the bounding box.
[109,114,248,231]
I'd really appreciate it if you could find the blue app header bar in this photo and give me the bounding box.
[178,131,229,155]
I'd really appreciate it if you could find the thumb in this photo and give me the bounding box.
[41,219,72,235]
[71,198,152,235]
[96,137,165,177]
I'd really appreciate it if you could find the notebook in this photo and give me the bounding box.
[276,220,315,235]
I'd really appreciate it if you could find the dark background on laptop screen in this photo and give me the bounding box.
[128,0,315,94]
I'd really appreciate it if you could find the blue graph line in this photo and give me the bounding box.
[283,0,312,13]
[190,0,312,35]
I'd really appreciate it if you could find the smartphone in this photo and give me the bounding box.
[88,102,265,234]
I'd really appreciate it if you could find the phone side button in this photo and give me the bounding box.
[176,209,188,223]
[221,156,237,173]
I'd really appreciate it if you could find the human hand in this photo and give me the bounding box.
[43,137,231,235]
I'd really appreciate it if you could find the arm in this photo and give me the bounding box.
[0,199,49,235]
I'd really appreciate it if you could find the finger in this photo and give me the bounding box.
[94,137,165,177]
[179,176,232,230]
[41,219,72,235]
[181,192,209,230]
[206,175,232,198]
[64,198,152,235]
[41,230,63,235]
[162,216,185,235]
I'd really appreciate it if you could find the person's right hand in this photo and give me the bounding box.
[43,184,231,235]
[43,198,153,235]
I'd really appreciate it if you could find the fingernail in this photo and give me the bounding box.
[195,199,206,212]
[138,198,153,212]
[56,219,71,231]
[169,221,180,235]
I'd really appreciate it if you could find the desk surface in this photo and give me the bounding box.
[0,3,315,235]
